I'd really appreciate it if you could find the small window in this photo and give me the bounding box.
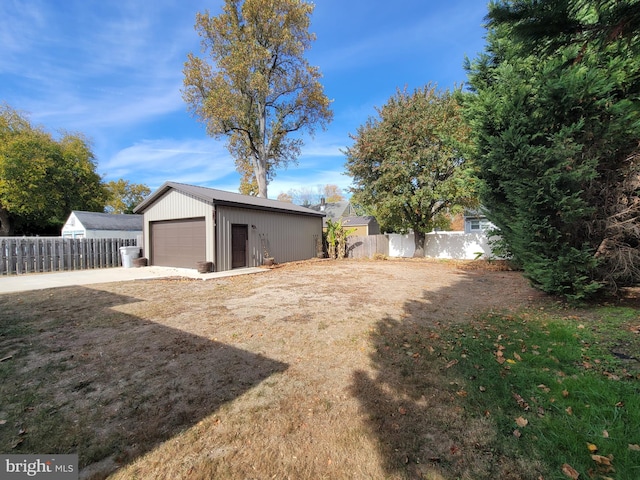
[469,219,481,231]
[480,219,492,231]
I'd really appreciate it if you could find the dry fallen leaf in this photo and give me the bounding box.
[398,407,407,415]
[629,444,640,451]
[513,392,531,411]
[513,429,521,438]
[11,437,24,449]
[591,454,613,466]
[561,463,579,479]
[513,352,522,361]
[445,359,458,369]
[587,443,598,453]
[602,430,609,438]
[516,416,529,427]
[566,406,573,415]
[562,389,570,398]
[538,384,551,393]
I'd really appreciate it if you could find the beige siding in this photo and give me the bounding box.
[347,225,369,237]
[216,206,322,271]
[142,190,215,262]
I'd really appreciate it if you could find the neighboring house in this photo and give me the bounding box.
[309,199,380,235]
[463,209,496,234]
[133,181,325,271]
[309,199,355,228]
[341,216,381,236]
[61,211,143,240]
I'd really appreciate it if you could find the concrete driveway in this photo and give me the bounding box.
[0,266,266,294]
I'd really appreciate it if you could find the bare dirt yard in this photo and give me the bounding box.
[2,259,557,479]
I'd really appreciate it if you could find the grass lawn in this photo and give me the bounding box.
[0,259,638,479]
[433,307,640,479]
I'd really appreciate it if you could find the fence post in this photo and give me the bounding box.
[47,238,53,272]
[0,239,6,275]
[0,237,141,275]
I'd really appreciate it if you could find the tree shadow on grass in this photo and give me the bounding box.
[0,286,288,479]
[350,269,543,480]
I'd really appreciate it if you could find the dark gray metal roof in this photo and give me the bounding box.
[463,208,489,219]
[134,181,325,217]
[341,216,378,227]
[308,201,354,220]
[72,211,143,231]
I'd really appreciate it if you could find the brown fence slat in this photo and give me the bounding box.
[0,237,137,275]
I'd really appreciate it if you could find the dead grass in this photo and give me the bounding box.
[1,259,551,479]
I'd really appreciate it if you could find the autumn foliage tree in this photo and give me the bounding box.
[104,179,151,214]
[345,85,478,256]
[183,0,333,198]
[0,104,107,235]
[282,184,345,206]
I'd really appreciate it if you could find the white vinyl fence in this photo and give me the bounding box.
[347,231,501,260]
[1,237,138,275]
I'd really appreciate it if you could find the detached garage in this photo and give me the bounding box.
[133,182,324,272]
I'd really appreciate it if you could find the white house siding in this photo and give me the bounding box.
[388,232,499,260]
[216,206,322,271]
[141,189,215,262]
[62,229,140,240]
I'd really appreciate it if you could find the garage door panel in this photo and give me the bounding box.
[151,218,206,268]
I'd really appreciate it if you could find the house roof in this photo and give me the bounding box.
[71,211,143,231]
[463,208,489,219]
[341,216,378,227]
[308,201,355,222]
[133,181,325,217]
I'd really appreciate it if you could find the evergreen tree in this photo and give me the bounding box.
[464,0,640,299]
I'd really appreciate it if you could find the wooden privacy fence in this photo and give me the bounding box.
[346,235,389,259]
[0,237,137,275]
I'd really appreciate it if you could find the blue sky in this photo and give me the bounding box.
[1,0,489,200]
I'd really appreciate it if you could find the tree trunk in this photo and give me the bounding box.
[254,156,268,198]
[0,206,12,236]
[413,231,426,258]
[255,101,269,199]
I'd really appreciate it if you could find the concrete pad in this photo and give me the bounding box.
[0,266,267,294]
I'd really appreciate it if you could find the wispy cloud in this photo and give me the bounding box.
[101,138,236,189]
[1,0,205,135]
[1,0,488,201]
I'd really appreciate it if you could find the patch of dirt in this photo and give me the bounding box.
[0,259,547,480]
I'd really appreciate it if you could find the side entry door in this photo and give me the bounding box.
[231,224,248,268]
